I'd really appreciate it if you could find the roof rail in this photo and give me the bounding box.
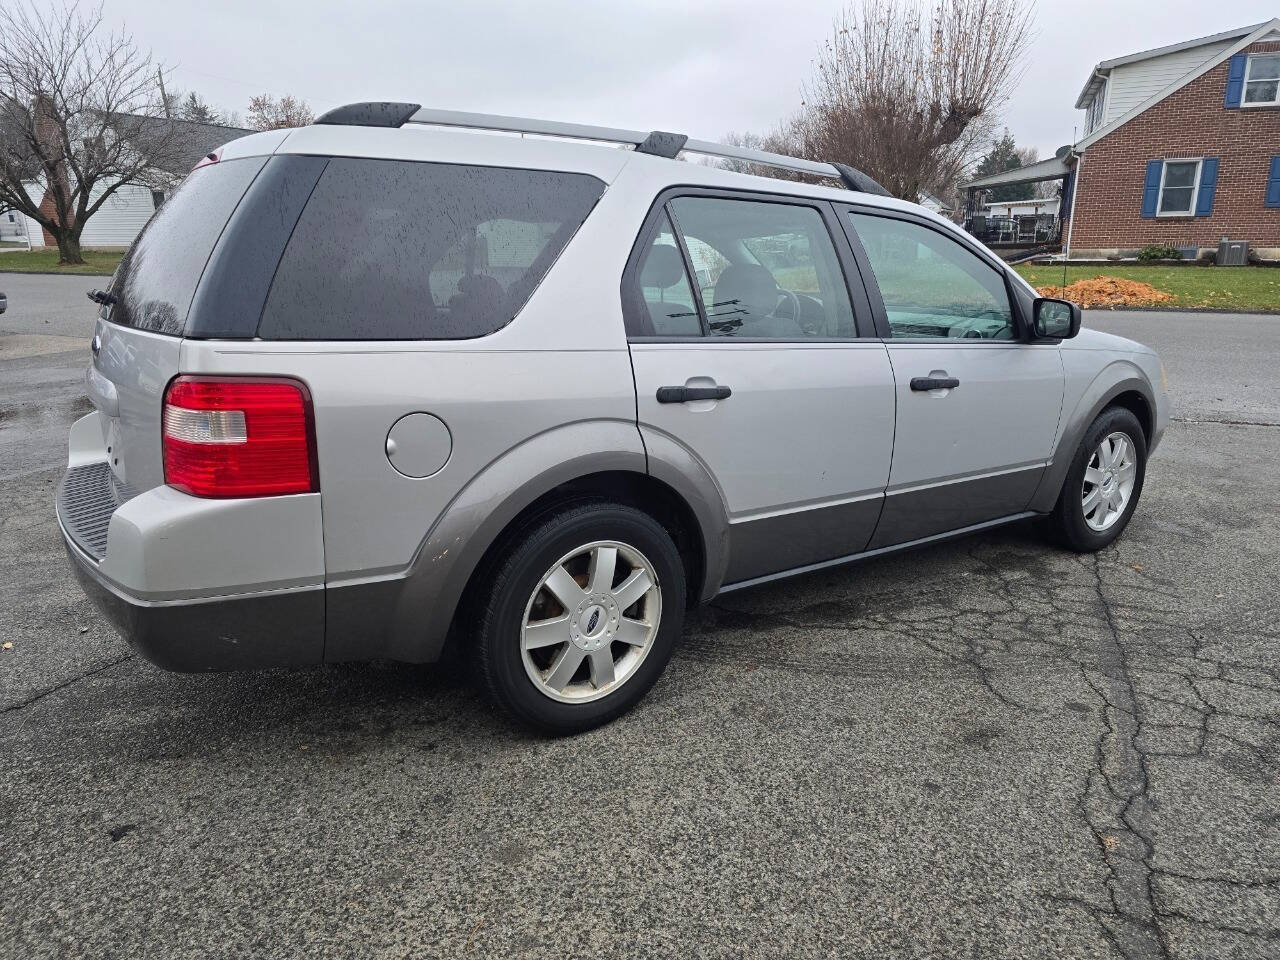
[315,101,422,128]
[402,106,891,195]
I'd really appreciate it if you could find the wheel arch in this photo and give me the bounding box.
[1107,389,1153,444]
[324,419,728,665]
[1028,366,1156,514]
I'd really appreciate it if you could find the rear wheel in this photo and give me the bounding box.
[474,502,686,733]
[1046,406,1147,551]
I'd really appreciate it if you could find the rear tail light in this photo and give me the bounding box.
[163,376,318,498]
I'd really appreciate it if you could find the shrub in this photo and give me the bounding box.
[1137,244,1182,262]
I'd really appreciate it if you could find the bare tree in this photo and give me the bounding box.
[792,0,1034,201]
[246,94,313,131]
[0,1,190,264]
[709,130,819,182]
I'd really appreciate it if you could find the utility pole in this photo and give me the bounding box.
[157,67,171,118]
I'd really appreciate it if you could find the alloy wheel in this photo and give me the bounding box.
[1082,431,1138,532]
[520,540,662,704]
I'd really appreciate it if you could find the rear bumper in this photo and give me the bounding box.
[62,536,324,671]
[57,410,326,671]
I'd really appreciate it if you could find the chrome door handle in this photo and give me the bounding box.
[910,377,960,392]
[656,385,732,403]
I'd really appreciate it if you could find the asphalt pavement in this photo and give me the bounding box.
[2,273,1278,959]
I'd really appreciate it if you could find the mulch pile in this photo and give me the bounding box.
[1037,276,1175,308]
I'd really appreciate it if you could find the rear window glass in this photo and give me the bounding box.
[257,159,604,340]
[106,156,266,335]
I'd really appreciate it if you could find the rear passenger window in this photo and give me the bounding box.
[258,159,604,340]
[669,197,856,339]
[634,212,702,336]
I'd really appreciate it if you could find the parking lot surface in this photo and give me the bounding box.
[2,274,1278,959]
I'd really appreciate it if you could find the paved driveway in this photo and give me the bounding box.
[2,275,1277,959]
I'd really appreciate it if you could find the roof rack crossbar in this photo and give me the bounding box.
[408,107,653,149]
[681,137,840,179]
[403,106,889,193]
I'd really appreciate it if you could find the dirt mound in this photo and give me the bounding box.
[1037,276,1174,308]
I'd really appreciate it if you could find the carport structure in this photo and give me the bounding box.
[963,153,1075,256]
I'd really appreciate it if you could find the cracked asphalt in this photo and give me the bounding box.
[2,276,1278,959]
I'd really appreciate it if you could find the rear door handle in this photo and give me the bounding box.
[656,385,732,404]
[910,376,960,392]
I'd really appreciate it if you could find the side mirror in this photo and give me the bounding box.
[1031,297,1081,339]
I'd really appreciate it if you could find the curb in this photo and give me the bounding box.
[1083,306,1280,315]
[0,270,113,277]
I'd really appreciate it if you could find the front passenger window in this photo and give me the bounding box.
[848,213,1015,340]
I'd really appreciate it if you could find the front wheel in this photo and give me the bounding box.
[1046,406,1147,552]
[473,502,686,734]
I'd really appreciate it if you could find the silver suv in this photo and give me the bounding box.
[58,103,1168,733]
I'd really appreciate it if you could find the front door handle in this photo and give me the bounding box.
[656,384,732,404]
[910,376,960,392]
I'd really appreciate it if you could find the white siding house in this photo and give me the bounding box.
[0,184,51,247]
[76,183,164,248]
[5,180,159,249]
[1076,24,1264,133]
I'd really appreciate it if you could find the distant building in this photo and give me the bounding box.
[917,190,959,219]
[14,116,253,250]
[965,19,1280,260]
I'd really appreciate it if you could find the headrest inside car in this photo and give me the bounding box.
[640,243,686,289]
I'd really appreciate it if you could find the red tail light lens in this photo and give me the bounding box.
[163,376,318,498]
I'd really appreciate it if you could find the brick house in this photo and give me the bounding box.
[966,19,1280,260]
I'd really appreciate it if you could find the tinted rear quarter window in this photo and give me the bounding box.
[107,157,267,334]
[258,159,604,340]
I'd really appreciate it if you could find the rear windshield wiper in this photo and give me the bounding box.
[87,289,117,306]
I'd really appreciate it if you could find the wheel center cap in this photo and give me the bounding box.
[1102,470,1115,490]
[581,604,606,638]
[569,595,619,652]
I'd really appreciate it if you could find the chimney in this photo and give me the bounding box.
[32,94,69,237]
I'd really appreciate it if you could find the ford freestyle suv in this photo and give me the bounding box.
[58,103,1169,733]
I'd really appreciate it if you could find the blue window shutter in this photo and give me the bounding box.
[1225,54,1246,108]
[1267,156,1280,208]
[1141,160,1162,218]
[1195,158,1219,217]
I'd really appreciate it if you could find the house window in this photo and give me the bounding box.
[151,190,166,210]
[1243,54,1280,106]
[1086,84,1106,133]
[1158,160,1201,216]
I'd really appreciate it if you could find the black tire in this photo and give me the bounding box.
[473,501,686,734]
[1046,406,1147,552]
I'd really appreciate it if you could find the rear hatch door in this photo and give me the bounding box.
[90,155,267,497]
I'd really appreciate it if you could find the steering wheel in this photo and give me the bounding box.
[775,288,802,322]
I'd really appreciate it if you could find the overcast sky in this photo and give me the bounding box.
[109,0,1277,163]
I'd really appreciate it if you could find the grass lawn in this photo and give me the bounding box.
[1015,264,1280,311]
[0,247,122,275]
